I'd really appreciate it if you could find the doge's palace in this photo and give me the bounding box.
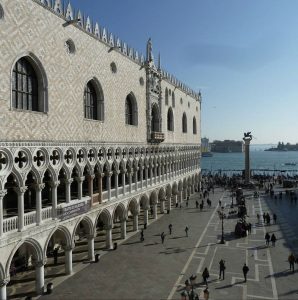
[0,0,201,298]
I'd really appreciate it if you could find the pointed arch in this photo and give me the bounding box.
[193,116,197,134]
[182,112,187,133]
[167,107,174,131]
[151,104,160,132]
[165,87,169,105]
[125,92,138,125]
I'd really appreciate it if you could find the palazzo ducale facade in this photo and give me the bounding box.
[0,0,201,298]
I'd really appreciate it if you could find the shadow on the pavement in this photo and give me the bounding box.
[279,288,298,296]
[215,283,234,289]
[8,291,36,299]
[170,236,185,240]
[10,276,35,284]
[159,248,186,254]
[122,240,142,246]
[265,269,295,278]
[144,242,159,246]
[45,273,65,279]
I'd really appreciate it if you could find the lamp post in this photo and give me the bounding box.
[219,206,225,244]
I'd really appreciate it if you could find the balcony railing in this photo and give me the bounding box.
[150,132,165,143]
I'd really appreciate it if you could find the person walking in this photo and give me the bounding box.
[242,263,249,282]
[196,200,199,209]
[265,232,270,246]
[271,233,277,247]
[186,198,189,207]
[202,267,210,286]
[53,246,60,265]
[263,212,266,224]
[140,229,144,242]
[219,259,226,280]
[257,213,260,223]
[288,253,295,272]
[185,226,189,237]
[273,213,277,224]
[161,232,165,244]
[169,224,173,235]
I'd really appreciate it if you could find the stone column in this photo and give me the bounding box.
[14,187,27,231]
[144,208,149,225]
[140,167,144,189]
[158,165,161,183]
[0,279,9,300]
[161,165,164,181]
[160,200,165,214]
[154,166,157,184]
[115,171,119,198]
[122,169,126,196]
[106,172,112,201]
[98,173,104,204]
[88,175,95,202]
[133,214,138,231]
[173,194,178,206]
[134,169,138,191]
[105,225,113,249]
[50,181,59,219]
[128,171,132,193]
[120,219,126,239]
[35,183,45,226]
[191,184,194,194]
[153,203,157,219]
[87,235,95,261]
[35,260,45,295]
[0,190,7,237]
[167,196,172,212]
[178,190,183,203]
[150,167,153,185]
[64,245,73,275]
[243,136,252,184]
[65,178,73,203]
[145,167,148,187]
[76,176,84,200]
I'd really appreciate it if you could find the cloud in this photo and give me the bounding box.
[184,32,285,72]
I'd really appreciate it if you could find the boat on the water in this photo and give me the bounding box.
[202,152,213,157]
[284,162,297,166]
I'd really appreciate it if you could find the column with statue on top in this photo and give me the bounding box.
[243,132,252,184]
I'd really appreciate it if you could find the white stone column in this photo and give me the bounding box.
[14,187,27,231]
[105,225,113,249]
[50,181,59,219]
[173,194,178,205]
[76,177,84,200]
[158,165,161,183]
[145,167,148,187]
[160,199,165,214]
[154,166,157,184]
[87,235,95,261]
[107,172,112,201]
[88,175,95,203]
[65,178,73,203]
[144,209,149,225]
[133,214,138,231]
[35,183,45,226]
[191,184,194,194]
[115,171,119,198]
[178,190,183,203]
[167,196,172,212]
[0,279,9,300]
[122,170,126,196]
[64,246,73,275]
[153,203,157,219]
[150,167,153,185]
[140,167,144,189]
[35,261,45,295]
[128,172,132,193]
[0,190,6,237]
[161,165,164,181]
[134,169,138,191]
[120,219,126,239]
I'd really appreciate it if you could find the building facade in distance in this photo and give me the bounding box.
[211,140,243,153]
[0,0,201,298]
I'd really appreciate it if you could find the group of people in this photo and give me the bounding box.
[265,232,277,247]
[256,212,277,225]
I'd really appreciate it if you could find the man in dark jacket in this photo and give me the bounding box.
[242,263,249,282]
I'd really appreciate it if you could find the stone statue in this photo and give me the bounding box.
[146,38,154,62]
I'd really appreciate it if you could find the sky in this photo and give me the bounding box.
[68,0,298,144]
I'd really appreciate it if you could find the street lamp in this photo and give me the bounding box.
[218,206,225,244]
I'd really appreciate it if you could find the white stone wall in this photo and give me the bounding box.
[0,0,200,146]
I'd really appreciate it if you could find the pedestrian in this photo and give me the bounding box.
[273,213,277,224]
[150,206,153,216]
[169,224,173,235]
[176,202,178,208]
[186,199,189,207]
[266,213,271,225]
[144,223,147,229]
[185,226,189,237]
[270,233,276,247]
[219,200,222,207]
[288,253,295,272]
[265,232,270,246]
[196,200,199,209]
[257,213,260,223]
[202,267,209,286]
[248,223,252,234]
[53,246,60,265]
[242,263,249,282]
[140,229,144,242]
[161,232,165,244]
[263,212,266,223]
[219,259,226,280]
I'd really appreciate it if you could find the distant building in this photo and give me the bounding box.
[211,140,243,153]
[201,138,211,153]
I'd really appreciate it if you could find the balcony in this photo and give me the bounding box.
[150,131,165,143]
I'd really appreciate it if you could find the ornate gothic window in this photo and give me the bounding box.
[12,57,46,112]
[84,79,104,121]
[182,112,187,133]
[165,88,168,105]
[167,107,174,131]
[125,93,138,125]
[151,104,160,132]
[193,117,197,134]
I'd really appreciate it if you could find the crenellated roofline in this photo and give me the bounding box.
[32,0,202,101]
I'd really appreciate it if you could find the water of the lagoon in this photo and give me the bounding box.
[201,150,298,175]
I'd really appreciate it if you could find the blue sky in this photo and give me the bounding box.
[68,0,298,144]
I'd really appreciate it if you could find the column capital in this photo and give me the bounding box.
[76,176,85,183]
[0,189,7,199]
[114,170,120,175]
[65,178,73,184]
[87,234,96,240]
[63,245,74,251]
[14,186,28,195]
[34,183,45,191]
[33,259,47,267]
[106,172,113,177]
[104,224,113,230]
[0,278,10,287]
[50,180,60,188]
[88,174,95,180]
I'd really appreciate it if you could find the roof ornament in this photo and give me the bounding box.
[65,2,73,20]
[146,38,154,63]
[54,0,62,14]
[85,16,92,32]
